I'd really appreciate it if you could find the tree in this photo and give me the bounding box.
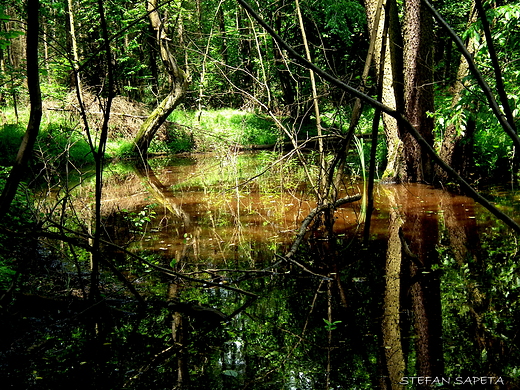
[237,0,520,234]
[131,0,188,156]
[364,0,436,184]
[400,0,435,183]
[0,2,26,119]
[0,0,41,220]
[364,0,405,183]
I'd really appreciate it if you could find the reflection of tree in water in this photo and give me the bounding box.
[10,160,519,389]
[401,185,444,386]
[439,191,509,383]
[134,161,191,227]
[381,186,406,389]
[377,184,444,388]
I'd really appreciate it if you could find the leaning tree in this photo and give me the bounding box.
[131,0,188,156]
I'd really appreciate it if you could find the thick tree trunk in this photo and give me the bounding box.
[0,0,41,220]
[364,0,406,182]
[402,0,435,183]
[131,0,187,156]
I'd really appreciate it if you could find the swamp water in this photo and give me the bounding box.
[3,154,520,389]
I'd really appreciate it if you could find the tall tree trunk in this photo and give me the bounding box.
[272,0,296,113]
[0,0,41,220]
[66,0,81,91]
[237,7,254,107]
[147,23,160,101]
[295,0,326,204]
[218,6,229,66]
[131,0,188,156]
[402,0,435,183]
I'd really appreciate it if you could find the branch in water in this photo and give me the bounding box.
[284,195,362,260]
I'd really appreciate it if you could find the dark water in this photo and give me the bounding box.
[2,154,520,389]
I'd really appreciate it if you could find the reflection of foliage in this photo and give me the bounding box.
[256,151,307,192]
[439,227,520,381]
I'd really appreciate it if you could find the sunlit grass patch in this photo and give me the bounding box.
[169,108,280,151]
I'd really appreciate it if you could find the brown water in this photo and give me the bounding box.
[100,155,491,266]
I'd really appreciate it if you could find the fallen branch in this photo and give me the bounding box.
[284,195,361,259]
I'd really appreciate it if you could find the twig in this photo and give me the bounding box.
[284,195,362,259]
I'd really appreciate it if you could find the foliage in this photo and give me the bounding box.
[35,122,94,169]
[0,122,25,165]
[123,203,157,232]
[433,1,520,181]
[323,318,342,331]
[308,0,366,48]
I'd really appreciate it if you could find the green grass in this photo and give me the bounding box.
[0,123,25,165]
[168,109,281,151]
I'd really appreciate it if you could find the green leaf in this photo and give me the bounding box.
[222,370,239,377]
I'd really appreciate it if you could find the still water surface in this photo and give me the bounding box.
[93,154,520,389]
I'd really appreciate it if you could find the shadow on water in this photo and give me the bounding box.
[1,154,520,389]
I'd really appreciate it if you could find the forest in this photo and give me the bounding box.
[1,0,520,388]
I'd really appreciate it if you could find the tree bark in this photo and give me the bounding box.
[0,0,41,220]
[364,0,406,182]
[131,0,188,156]
[402,0,435,183]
